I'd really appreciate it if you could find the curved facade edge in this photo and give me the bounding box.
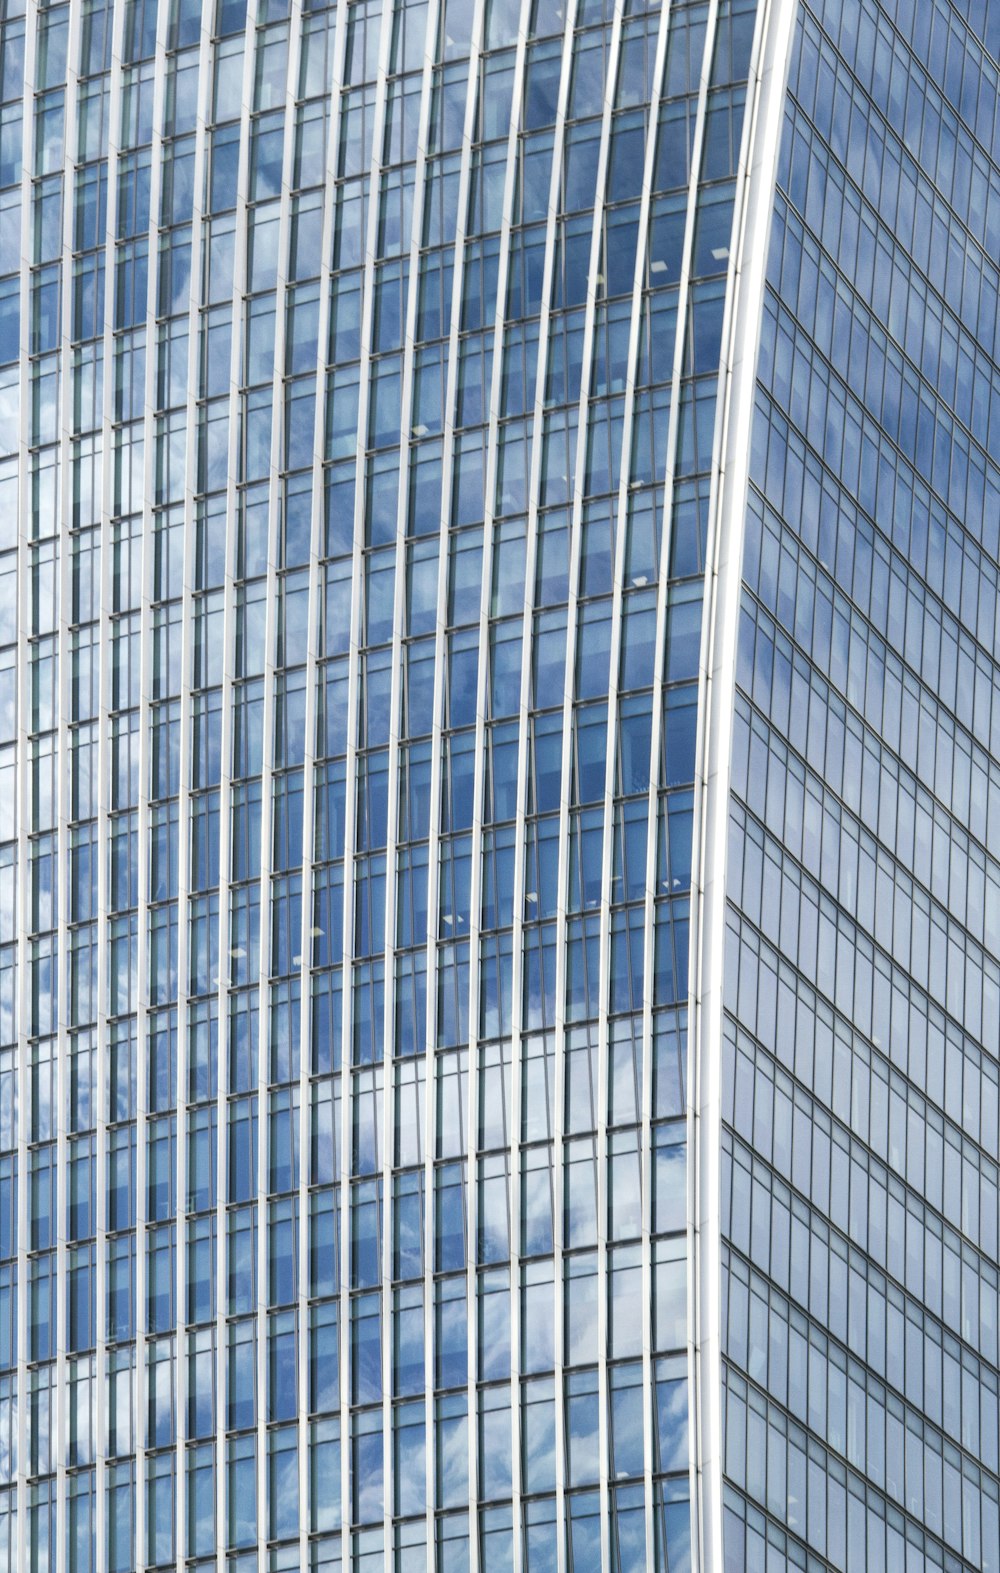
[685,2,800,1569]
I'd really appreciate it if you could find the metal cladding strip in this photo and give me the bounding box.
[632,8,683,1565]
[295,3,353,1560]
[169,0,210,1541]
[14,6,35,1570]
[505,7,582,1565]
[436,15,488,1568]
[296,2,350,1566]
[253,2,283,1553]
[378,3,445,1563]
[254,1,303,1561]
[178,8,225,1569]
[415,3,505,1561]
[93,0,127,1565]
[168,0,204,1546]
[133,3,171,1563]
[177,6,226,1570]
[421,108,444,1573]
[463,5,532,1564]
[213,0,260,1561]
[337,0,396,1558]
[553,8,633,1569]
[166,166,191,1573]
[419,4,485,1557]
[589,6,674,1567]
[687,3,798,1571]
[54,3,82,1563]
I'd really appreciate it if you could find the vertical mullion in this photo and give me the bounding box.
[550,10,634,1573]
[133,6,171,1567]
[212,0,261,1565]
[54,4,82,1566]
[416,1,509,1561]
[417,6,485,1566]
[14,7,36,1572]
[140,0,194,1560]
[376,3,443,1568]
[418,30,443,1573]
[337,1,396,1560]
[252,0,304,1562]
[294,3,350,1570]
[168,0,199,1534]
[178,6,218,1567]
[94,0,127,1566]
[504,6,579,1566]
[461,4,532,1567]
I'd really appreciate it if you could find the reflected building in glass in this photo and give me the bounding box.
[2,0,998,1566]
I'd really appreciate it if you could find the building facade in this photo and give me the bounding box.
[1,0,998,1568]
[711,2,1000,1571]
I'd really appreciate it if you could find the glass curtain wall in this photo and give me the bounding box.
[721,1,1000,1568]
[0,0,761,1567]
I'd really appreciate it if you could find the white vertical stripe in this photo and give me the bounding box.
[134,1,171,1562]
[176,5,223,1565]
[337,2,396,1562]
[94,0,127,1566]
[687,5,797,1571]
[54,4,82,1566]
[592,11,677,1566]
[212,1,262,1563]
[144,0,196,1562]
[253,0,304,1562]
[14,4,37,1569]
[376,3,447,1568]
[295,5,350,1571]
[461,5,532,1567]
[553,10,628,1570]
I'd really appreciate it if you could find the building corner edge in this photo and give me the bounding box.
[685,1,800,1568]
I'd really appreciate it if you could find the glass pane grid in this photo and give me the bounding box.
[0,0,765,1567]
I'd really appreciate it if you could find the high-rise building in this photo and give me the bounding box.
[2,0,998,1567]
